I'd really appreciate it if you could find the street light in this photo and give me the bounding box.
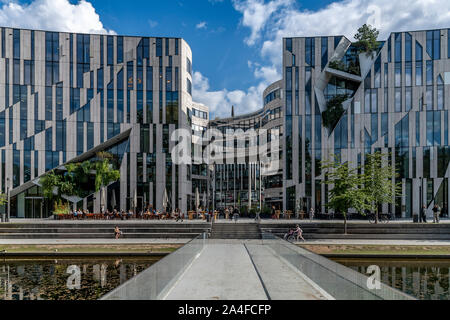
[6,178,10,223]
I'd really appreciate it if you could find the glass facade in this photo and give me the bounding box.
[282,29,450,218]
[0,28,192,218]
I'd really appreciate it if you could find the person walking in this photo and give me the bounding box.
[309,208,315,222]
[295,225,306,242]
[420,205,427,223]
[233,207,239,223]
[433,205,441,223]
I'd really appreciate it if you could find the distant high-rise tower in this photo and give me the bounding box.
[231,105,235,117]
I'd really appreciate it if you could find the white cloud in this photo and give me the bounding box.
[196,21,207,30]
[193,71,266,119]
[236,0,450,72]
[233,0,293,45]
[194,0,450,119]
[0,0,114,34]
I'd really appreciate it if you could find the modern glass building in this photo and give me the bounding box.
[0,27,195,218]
[209,28,450,219]
[283,29,450,218]
[209,80,284,210]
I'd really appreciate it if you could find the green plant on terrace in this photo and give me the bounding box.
[354,24,380,57]
[322,94,350,131]
[328,59,361,76]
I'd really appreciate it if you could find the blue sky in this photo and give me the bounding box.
[1,0,450,118]
[88,0,335,93]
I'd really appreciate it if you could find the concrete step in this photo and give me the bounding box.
[262,227,450,234]
[271,232,450,240]
[0,233,201,239]
[0,228,209,234]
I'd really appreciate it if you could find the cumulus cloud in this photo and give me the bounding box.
[197,0,450,119]
[233,0,292,46]
[237,0,450,72]
[0,0,114,34]
[193,71,267,119]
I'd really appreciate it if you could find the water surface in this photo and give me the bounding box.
[0,257,159,300]
[334,258,450,300]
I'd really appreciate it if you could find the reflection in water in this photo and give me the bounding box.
[334,259,450,300]
[0,258,158,300]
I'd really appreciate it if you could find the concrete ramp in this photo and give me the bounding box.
[163,241,328,300]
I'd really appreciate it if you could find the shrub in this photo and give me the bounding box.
[322,94,350,131]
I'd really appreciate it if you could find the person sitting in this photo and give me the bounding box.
[114,226,123,240]
[175,209,184,222]
[127,210,134,220]
[73,210,78,220]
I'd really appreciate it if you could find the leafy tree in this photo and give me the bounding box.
[40,158,120,212]
[0,193,7,206]
[40,170,63,200]
[354,24,380,56]
[363,152,402,224]
[322,156,371,234]
[94,159,121,193]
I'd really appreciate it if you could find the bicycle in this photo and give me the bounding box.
[368,213,391,224]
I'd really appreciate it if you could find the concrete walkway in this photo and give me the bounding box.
[0,239,190,245]
[163,241,328,300]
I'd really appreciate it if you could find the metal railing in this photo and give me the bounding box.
[100,233,208,300]
[261,232,415,300]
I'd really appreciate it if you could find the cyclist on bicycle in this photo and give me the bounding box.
[284,228,295,240]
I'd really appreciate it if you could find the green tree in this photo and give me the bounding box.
[322,156,371,234]
[40,170,63,200]
[363,152,402,224]
[354,24,380,56]
[94,159,121,193]
[0,193,7,206]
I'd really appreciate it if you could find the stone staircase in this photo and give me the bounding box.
[210,223,261,240]
[260,222,450,240]
[0,222,211,239]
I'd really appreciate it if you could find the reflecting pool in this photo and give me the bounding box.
[0,257,159,300]
[334,258,450,300]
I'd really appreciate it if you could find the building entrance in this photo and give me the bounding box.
[25,198,44,219]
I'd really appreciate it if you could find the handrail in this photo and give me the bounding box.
[260,232,415,300]
[100,232,208,300]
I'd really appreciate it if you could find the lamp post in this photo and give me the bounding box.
[6,178,10,223]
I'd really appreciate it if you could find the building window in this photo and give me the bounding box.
[187,78,192,96]
[405,33,412,62]
[13,29,20,60]
[186,57,192,76]
[426,60,433,85]
[438,75,444,110]
[395,88,402,112]
[427,30,441,60]
[117,36,123,64]
[395,62,402,87]
[405,62,412,86]
[286,38,292,52]
[305,38,315,66]
[395,33,402,62]
[416,62,423,86]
